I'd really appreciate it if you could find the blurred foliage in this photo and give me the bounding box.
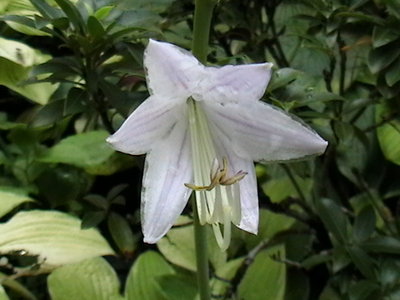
[0,0,399,299]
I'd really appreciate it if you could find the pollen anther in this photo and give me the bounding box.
[185,157,247,191]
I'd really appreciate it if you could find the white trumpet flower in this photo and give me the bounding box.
[107,39,328,250]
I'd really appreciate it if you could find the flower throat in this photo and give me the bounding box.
[185,98,246,250]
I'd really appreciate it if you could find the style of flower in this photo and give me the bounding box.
[107,39,328,250]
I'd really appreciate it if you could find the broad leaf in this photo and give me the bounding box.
[48,257,122,300]
[157,216,226,271]
[238,244,286,300]
[0,285,9,300]
[125,251,174,300]
[0,210,114,267]
[38,131,130,175]
[0,188,34,218]
[158,275,197,300]
[211,257,244,297]
[0,37,57,104]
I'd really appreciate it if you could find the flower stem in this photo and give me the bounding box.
[191,1,216,299]
[192,0,217,64]
[192,196,211,300]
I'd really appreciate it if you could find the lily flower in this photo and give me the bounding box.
[107,39,328,250]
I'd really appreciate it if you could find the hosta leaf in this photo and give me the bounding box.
[157,216,226,271]
[238,244,286,300]
[0,210,114,268]
[38,131,126,175]
[125,251,174,300]
[0,285,9,300]
[48,257,122,300]
[0,188,34,218]
[0,37,57,104]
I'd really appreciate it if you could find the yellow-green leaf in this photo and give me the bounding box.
[0,210,114,268]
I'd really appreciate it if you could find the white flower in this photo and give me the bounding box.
[107,39,328,250]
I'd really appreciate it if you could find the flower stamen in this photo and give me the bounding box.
[185,157,247,191]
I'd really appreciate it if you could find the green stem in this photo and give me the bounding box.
[191,1,216,299]
[192,0,217,63]
[193,197,211,300]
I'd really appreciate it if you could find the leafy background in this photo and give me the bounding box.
[0,0,400,299]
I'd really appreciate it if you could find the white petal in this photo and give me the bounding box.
[204,100,328,162]
[144,39,204,99]
[234,159,259,233]
[107,96,184,155]
[209,122,259,234]
[195,63,273,103]
[141,118,192,243]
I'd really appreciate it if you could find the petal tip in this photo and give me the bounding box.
[142,235,159,244]
[263,62,274,69]
[313,136,329,155]
[105,135,116,145]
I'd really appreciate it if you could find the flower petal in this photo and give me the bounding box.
[141,118,193,243]
[144,39,204,99]
[195,63,273,103]
[204,100,328,162]
[209,120,259,234]
[107,96,184,155]
[232,157,259,233]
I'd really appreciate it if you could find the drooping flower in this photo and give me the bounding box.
[107,39,328,250]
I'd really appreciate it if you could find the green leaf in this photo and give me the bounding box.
[346,246,376,279]
[30,0,63,19]
[0,210,114,267]
[0,37,57,104]
[348,280,379,300]
[262,175,312,203]
[93,5,114,20]
[361,236,400,254]
[0,285,9,300]
[157,216,226,271]
[211,257,244,297]
[285,269,310,300]
[268,68,302,92]
[335,121,369,184]
[36,165,91,206]
[376,103,400,165]
[38,131,114,172]
[1,15,49,36]
[385,57,400,87]
[107,212,137,255]
[87,16,105,39]
[125,251,174,300]
[0,188,34,218]
[368,43,400,74]
[0,0,49,35]
[238,244,286,300]
[81,211,107,229]
[319,284,342,300]
[0,271,36,300]
[244,209,296,249]
[48,257,122,300]
[315,198,350,244]
[53,0,86,33]
[372,26,400,48]
[352,205,375,242]
[158,275,197,300]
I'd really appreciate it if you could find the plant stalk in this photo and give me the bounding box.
[192,197,211,300]
[191,1,216,299]
[192,0,216,63]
